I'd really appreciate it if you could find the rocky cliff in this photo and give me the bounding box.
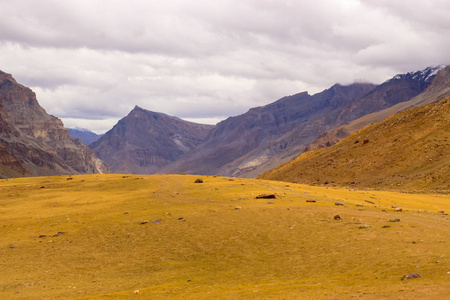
[90,106,214,174]
[0,70,109,177]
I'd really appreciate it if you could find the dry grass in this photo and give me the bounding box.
[1,174,449,299]
[259,98,450,192]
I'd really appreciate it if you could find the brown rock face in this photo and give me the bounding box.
[0,70,109,177]
[90,106,214,174]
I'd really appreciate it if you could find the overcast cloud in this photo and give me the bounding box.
[1,0,449,133]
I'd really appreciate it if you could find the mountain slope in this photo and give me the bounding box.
[161,67,440,177]
[0,70,109,176]
[68,127,102,145]
[259,96,450,192]
[160,84,375,176]
[90,106,214,174]
[305,65,450,152]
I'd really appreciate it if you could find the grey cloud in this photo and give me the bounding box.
[1,0,449,133]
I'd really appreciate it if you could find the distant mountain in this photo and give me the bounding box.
[259,95,450,192]
[0,70,109,177]
[160,66,443,177]
[304,65,450,152]
[68,127,102,145]
[90,106,214,174]
[160,83,375,176]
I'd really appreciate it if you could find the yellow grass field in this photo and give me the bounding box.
[1,174,449,299]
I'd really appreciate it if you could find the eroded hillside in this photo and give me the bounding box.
[260,97,450,192]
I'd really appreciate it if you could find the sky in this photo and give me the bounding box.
[1,0,449,133]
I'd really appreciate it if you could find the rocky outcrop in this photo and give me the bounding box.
[0,70,109,176]
[90,106,214,174]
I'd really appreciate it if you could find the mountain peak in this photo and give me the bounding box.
[391,65,446,82]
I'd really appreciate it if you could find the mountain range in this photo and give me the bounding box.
[0,70,109,178]
[92,65,447,177]
[1,65,448,181]
[259,94,450,192]
[68,127,102,145]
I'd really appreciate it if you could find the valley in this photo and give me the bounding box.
[1,174,449,299]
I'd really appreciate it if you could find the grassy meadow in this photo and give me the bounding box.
[1,174,449,299]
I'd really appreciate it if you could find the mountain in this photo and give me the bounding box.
[68,127,102,145]
[90,106,214,174]
[0,70,109,177]
[304,65,450,152]
[259,96,450,192]
[160,66,443,177]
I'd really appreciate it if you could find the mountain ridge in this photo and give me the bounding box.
[160,66,443,177]
[0,70,109,177]
[259,95,450,192]
[90,106,214,174]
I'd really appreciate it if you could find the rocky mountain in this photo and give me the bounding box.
[90,106,214,174]
[68,127,102,145]
[304,65,450,152]
[0,70,109,177]
[259,96,450,192]
[160,66,443,177]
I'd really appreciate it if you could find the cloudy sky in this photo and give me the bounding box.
[1,0,449,133]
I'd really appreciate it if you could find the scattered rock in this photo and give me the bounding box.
[256,194,276,199]
[365,200,375,204]
[228,178,235,181]
[359,225,372,229]
[306,200,316,203]
[194,178,203,183]
[53,232,65,237]
[140,220,149,225]
[335,202,344,206]
[390,218,400,222]
[40,186,46,189]
[438,210,445,213]
[334,215,341,220]
[401,272,421,280]
[178,217,185,220]
[8,243,16,249]
[67,177,73,180]
[235,206,242,210]
[394,207,403,212]
[124,211,129,214]
[382,225,391,228]
[392,205,397,208]
[151,219,161,224]
[133,289,140,294]
[356,204,363,207]
[363,139,370,144]
[38,235,47,238]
